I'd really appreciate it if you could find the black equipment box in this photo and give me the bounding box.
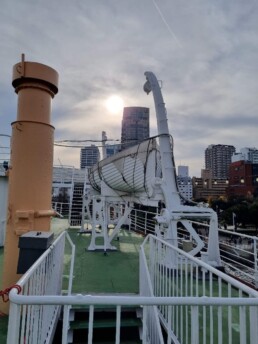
[17,231,54,274]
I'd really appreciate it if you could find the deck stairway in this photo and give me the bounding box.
[65,305,142,343]
[69,182,84,226]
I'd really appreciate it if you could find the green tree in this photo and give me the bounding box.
[249,202,258,230]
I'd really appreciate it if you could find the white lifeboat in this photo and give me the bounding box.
[88,138,161,197]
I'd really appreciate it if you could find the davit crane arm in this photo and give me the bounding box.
[143,71,221,267]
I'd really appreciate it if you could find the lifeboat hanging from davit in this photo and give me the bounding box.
[88,137,162,197]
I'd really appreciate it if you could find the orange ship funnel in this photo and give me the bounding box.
[0,55,58,314]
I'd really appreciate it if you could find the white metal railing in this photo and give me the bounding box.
[177,224,258,289]
[8,231,258,343]
[129,208,157,235]
[8,283,258,344]
[7,231,75,344]
[52,201,70,217]
[140,240,165,343]
[129,209,258,290]
[218,228,258,288]
[141,234,258,344]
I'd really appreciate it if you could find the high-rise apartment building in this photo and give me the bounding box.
[121,107,149,150]
[80,145,100,169]
[177,165,193,201]
[178,165,189,178]
[205,144,235,179]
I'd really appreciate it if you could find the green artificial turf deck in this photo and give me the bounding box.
[66,228,144,294]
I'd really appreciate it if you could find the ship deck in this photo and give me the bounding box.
[1,218,257,343]
[0,219,144,342]
[66,227,143,295]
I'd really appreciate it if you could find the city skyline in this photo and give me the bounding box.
[0,1,257,177]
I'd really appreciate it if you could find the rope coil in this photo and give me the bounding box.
[0,285,22,303]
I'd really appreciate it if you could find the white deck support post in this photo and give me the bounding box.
[80,169,90,232]
[207,212,221,265]
[88,195,117,251]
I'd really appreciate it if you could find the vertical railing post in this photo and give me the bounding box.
[250,306,258,344]
[145,211,147,235]
[115,305,121,344]
[191,305,199,344]
[62,305,70,344]
[142,306,147,343]
[88,305,94,344]
[254,238,258,288]
[7,302,21,344]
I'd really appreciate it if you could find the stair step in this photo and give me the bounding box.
[71,304,138,311]
[70,318,142,330]
[74,342,141,344]
[74,342,142,344]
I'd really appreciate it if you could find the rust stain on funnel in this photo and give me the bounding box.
[1,55,59,314]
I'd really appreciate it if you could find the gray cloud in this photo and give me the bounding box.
[0,0,257,175]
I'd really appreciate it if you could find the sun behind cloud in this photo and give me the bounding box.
[105,95,124,114]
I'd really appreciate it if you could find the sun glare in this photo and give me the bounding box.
[105,95,124,114]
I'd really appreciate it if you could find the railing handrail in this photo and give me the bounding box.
[9,232,258,305]
[219,227,258,239]
[11,231,73,288]
[8,293,258,306]
[142,234,258,297]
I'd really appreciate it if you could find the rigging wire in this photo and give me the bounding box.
[55,139,120,143]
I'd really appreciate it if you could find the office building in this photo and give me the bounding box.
[227,161,258,198]
[80,145,100,169]
[178,166,189,178]
[192,177,229,201]
[106,144,121,158]
[232,147,258,164]
[205,144,235,179]
[121,107,149,150]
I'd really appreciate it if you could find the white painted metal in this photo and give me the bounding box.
[144,72,180,209]
[82,72,222,266]
[176,222,258,289]
[89,139,161,196]
[140,234,258,343]
[80,184,92,231]
[10,293,258,309]
[115,305,121,344]
[87,195,117,251]
[129,207,258,289]
[129,208,158,235]
[87,305,94,344]
[7,231,75,344]
[52,201,70,217]
[8,232,258,343]
[143,72,222,266]
[87,197,132,251]
[140,238,165,343]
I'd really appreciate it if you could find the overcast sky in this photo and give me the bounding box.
[0,0,257,176]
